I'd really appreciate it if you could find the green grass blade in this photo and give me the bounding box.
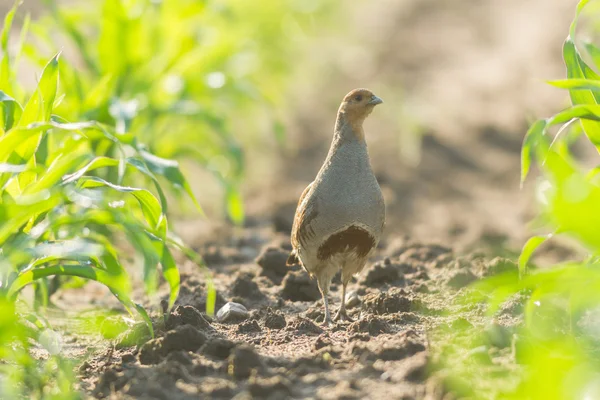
[519,234,552,276]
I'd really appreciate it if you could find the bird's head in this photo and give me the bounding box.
[338,88,383,122]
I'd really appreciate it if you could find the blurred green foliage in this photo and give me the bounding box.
[438,1,600,398]
[0,299,79,399]
[25,0,331,223]
[0,1,211,396]
[0,0,332,396]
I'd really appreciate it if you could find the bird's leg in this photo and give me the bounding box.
[318,280,333,327]
[322,293,333,327]
[333,282,354,322]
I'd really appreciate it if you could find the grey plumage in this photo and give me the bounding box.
[288,88,385,325]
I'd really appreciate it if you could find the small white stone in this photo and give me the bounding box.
[216,302,249,322]
[345,291,361,309]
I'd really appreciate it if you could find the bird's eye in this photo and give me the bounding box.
[355,95,362,102]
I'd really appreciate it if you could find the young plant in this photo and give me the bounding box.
[436,1,600,398]
[0,3,200,396]
[28,0,331,223]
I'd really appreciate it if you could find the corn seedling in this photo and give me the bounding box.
[437,1,600,398]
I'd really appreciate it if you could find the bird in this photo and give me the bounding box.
[287,88,385,326]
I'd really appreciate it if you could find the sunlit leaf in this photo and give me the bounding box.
[518,234,552,276]
[78,176,163,229]
[0,91,22,131]
[139,150,202,213]
[521,119,548,185]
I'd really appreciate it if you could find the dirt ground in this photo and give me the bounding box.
[72,228,521,400]
[43,0,592,399]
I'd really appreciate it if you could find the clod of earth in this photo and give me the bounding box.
[360,261,405,287]
[481,257,518,277]
[200,338,236,360]
[349,314,391,336]
[256,246,297,284]
[228,344,266,379]
[231,272,266,300]
[138,325,207,365]
[165,305,213,332]
[263,308,287,329]
[361,288,414,315]
[238,319,262,333]
[281,270,321,301]
[287,316,324,335]
[444,268,478,289]
[176,274,227,312]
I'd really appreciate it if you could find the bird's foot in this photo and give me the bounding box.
[333,307,354,322]
[321,318,333,328]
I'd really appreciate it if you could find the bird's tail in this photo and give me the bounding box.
[286,250,299,266]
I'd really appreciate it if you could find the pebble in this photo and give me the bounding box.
[216,302,249,322]
[345,290,361,309]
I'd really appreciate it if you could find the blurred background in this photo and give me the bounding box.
[7,0,580,253]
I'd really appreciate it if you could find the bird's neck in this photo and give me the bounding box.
[333,111,365,143]
[322,112,368,166]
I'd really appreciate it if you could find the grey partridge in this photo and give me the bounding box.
[287,88,386,326]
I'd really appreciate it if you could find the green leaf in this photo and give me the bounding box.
[206,278,216,317]
[139,150,202,213]
[18,53,61,127]
[0,194,62,246]
[44,0,100,75]
[62,156,120,184]
[0,2,18,94]
[226,186,244,225]
[78,176,163,229]
[0,121,95,162]
[0,91,23,131]
[583,41,600,71]
[563,38,600,149]
[160,245,180,309]
[125,157,168,214]
[547,104,600,125]
[518,234,552,276]
[548,79,600,92]
[23,153,89,194]
[521,119,548,185]
[7,263,153,336]
[7,265,128,300]
[569,0,591,39]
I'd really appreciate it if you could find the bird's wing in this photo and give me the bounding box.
[290,182,317,252]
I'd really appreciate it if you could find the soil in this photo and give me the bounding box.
[71,227,523,400]
[33,0,591,398]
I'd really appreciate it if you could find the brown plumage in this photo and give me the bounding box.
[287,88,385,326]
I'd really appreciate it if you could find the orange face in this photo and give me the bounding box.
[339,88,383,120]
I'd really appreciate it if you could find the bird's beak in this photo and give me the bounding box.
[368,95,383,105]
